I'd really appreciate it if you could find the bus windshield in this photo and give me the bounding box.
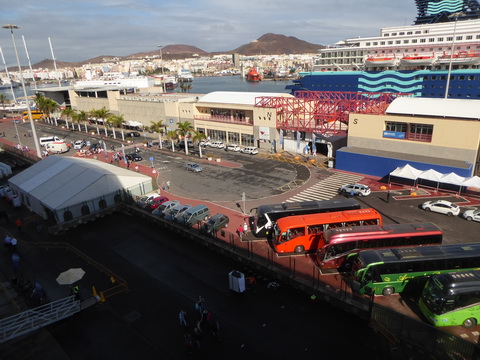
[250,198,360,238]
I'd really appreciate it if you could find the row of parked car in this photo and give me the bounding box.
[135,193,230,234]
[198,141,259,155]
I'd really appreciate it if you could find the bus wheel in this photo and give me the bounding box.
[294,245,305,254]
[382,287,394,296]
[462,318,477,328]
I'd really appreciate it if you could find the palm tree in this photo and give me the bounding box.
[176,121,194,155]
[42,98,60,123]
[166,130,178,152]
[150,120,166,149]
[77,110,89,133]
[0,94,10,109]
[61,107,76,129]
[191,129,206,158]
[107,114,125,140]
[89,109,101,135]
[92,107,112,137]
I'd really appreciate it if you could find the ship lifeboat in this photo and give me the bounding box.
[437,51,480,65]
[364,56,398,68]
[246,68,261,82]
[400,54,436,66]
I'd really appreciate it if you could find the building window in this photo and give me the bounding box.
[385,122,407,132]
[408,123,433,142]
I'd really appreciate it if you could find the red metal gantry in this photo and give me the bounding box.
[255,91,409,136]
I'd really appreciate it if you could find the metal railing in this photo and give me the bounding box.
[0,296,81,344]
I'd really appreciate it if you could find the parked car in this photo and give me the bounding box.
[210,141,225,149]
[73,140,86,150]
[226,144,241,152]
[421,200,460,216]
[136,193,158,208]
[201,213,229,235]
[241,146,258,155]
[152,200,180,217]
[164,204,192,222]
[179,204,210,226]
[463,209,480,222]
[126,153,142,162]
[339,183,371,196]
[199,140,211,147]
[126,131,140,137]
[186,162,202,173]
[145,196,169,212]
[89,143,101,151]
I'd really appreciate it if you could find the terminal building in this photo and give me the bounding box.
[40,86,480,178]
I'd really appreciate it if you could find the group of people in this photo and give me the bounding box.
[181,295,221,353]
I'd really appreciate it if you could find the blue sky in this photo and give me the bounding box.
[0,0,416,65]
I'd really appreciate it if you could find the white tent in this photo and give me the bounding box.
[417,169,444,190]
[389,164,423,184]
[8,156,153,224]
[440,172,465,186]
[460,176,480,193]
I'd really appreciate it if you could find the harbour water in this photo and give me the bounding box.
[0,76,292,102]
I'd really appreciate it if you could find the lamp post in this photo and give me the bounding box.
[157,45,165,92]
[3,24,42,158]
[444,12,464,99]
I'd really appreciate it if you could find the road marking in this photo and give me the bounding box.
[285,172,364,202]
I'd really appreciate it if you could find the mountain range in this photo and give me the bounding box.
[31,33,324,70]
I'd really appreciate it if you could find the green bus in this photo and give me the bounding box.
[419,270,480,328]
[351,243,480,296]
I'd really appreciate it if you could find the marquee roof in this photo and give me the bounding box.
[198,91,293,105]
[387,98,480,120]
[8,156,151,210]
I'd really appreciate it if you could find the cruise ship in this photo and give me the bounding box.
[287,0,480,99]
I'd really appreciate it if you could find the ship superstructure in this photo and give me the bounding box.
[287,0,480,99]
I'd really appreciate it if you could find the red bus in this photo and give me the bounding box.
[272,208,382,254]
[316,222,443,271]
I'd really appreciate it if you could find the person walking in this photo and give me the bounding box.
[15,217,22,232]
[211,320,221,341]
[243,221,248,235]
[195,295,204,317]
[179,309,188,327]
[10,237,17,252]
[237,225,244,240]
[193,327,202,349]
[4,235,11,249]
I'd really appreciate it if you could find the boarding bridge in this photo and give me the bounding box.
[0,295,83,344]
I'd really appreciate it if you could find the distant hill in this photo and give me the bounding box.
[29,34,323,69]
[228,33,323,55]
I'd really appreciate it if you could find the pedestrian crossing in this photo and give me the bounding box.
[285,172,364,203]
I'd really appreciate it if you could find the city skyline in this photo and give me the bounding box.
[1,1,416,65]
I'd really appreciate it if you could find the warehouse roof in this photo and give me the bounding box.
[387,98,480,120]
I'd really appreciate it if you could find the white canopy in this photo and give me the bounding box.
[440,172,465,186]
[389,164,423,180]
[417,169,443,182]
[462,176,480,188]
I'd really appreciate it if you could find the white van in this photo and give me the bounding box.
[241,146,259,155]
[46,141,69,154]
[39,136,61,147]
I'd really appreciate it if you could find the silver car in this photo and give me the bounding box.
[164,204,192,222]
[186,162,202,173]
[463,209,480,222]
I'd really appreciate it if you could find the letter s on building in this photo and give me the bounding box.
[353,118,358,124]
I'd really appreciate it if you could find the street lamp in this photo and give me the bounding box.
[3,24,42,158]
[444,12,465,99]
[157,45,165,92]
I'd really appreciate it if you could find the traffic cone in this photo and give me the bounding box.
[92,286,98,297]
